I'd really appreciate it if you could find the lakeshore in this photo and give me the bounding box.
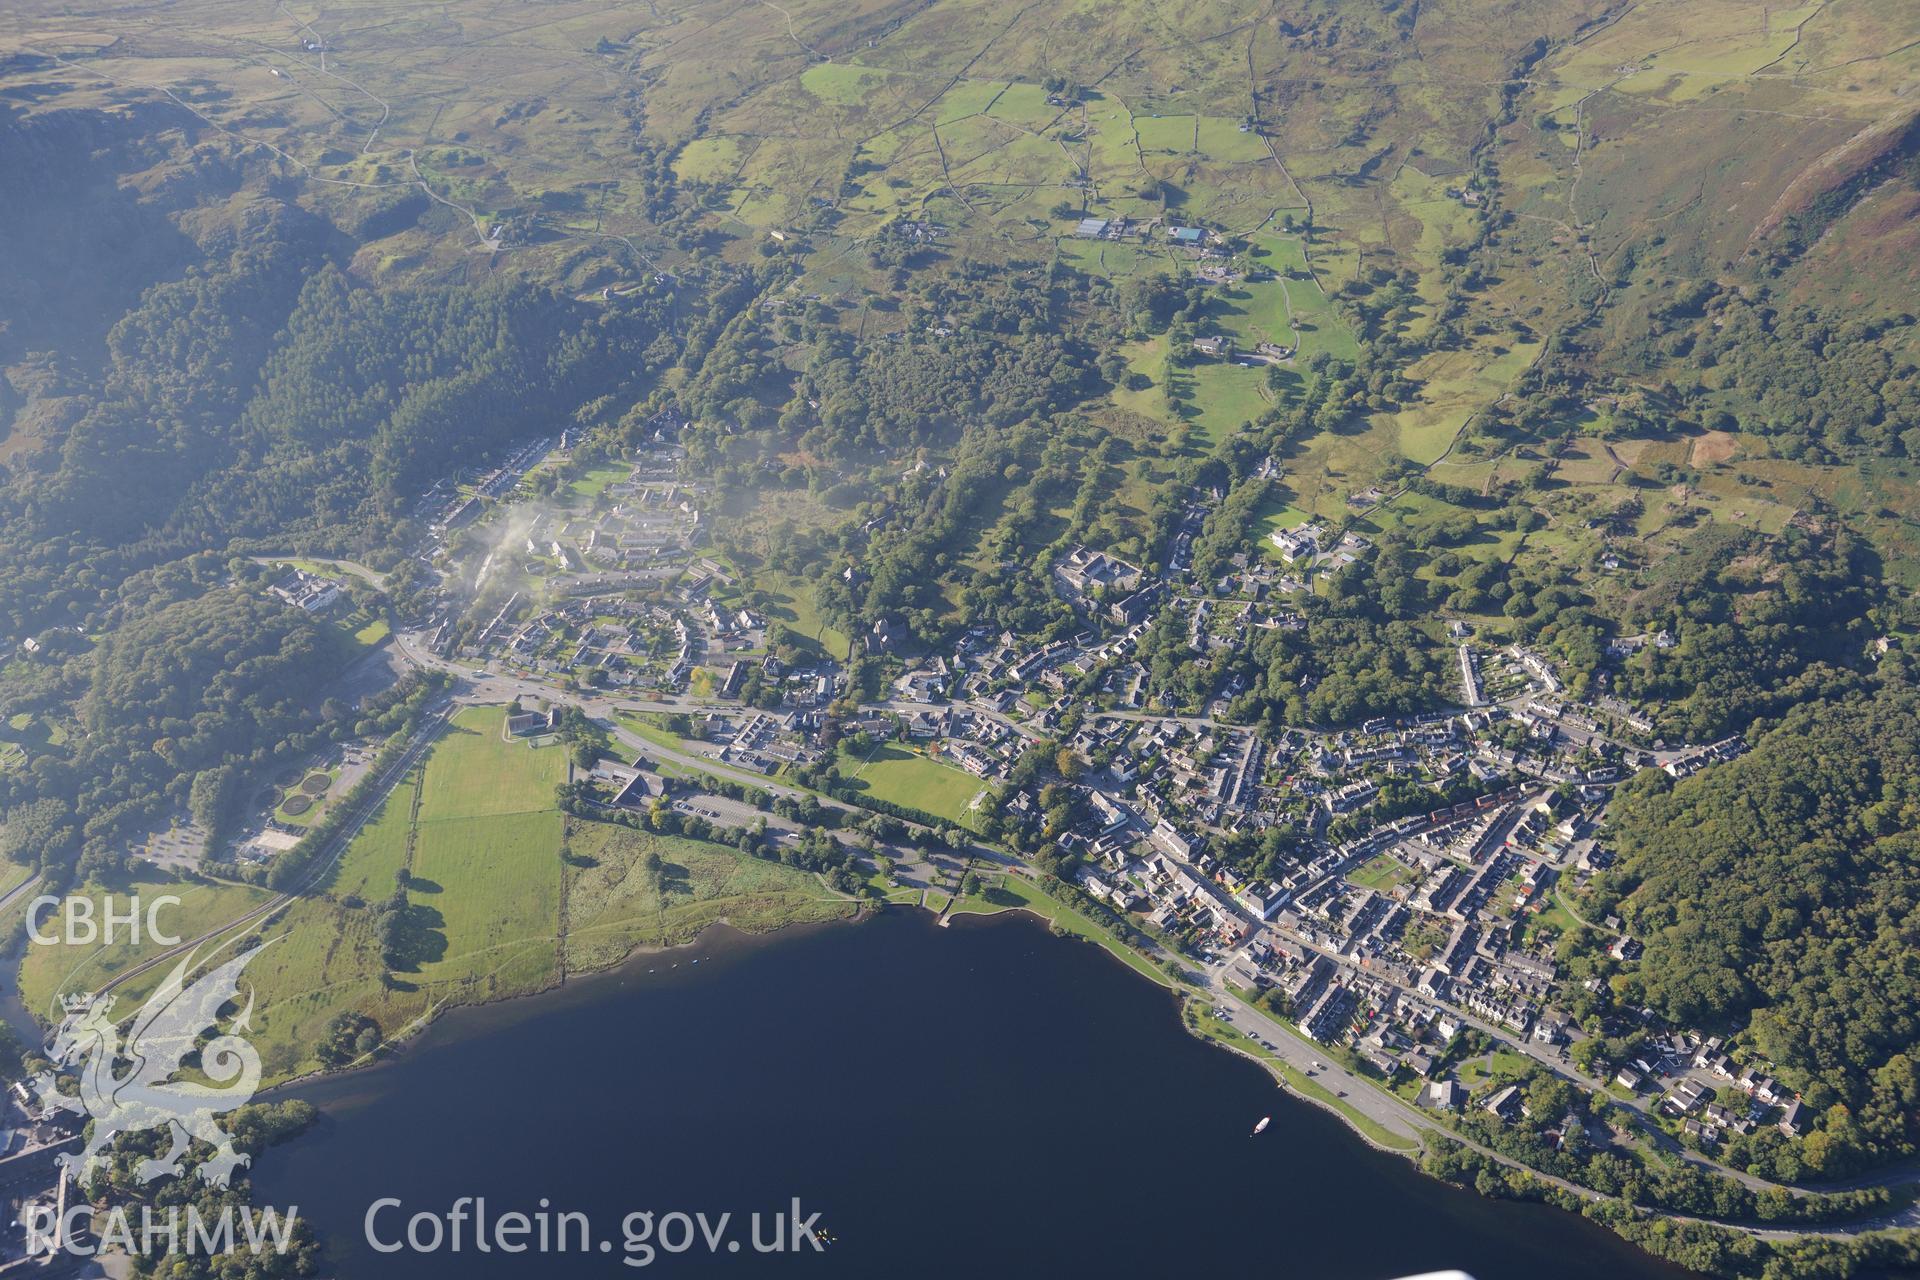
[253,909,1692,1279]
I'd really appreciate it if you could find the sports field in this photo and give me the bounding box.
[844,743,987,828]
[416,706,570,821]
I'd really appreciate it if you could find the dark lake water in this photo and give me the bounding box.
[254,909,1692,1279]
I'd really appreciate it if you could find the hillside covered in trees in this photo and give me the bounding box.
[1593,663,1920,1178]
[0,232,677,642]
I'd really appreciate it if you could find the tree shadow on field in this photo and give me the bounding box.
[660,860,694,900]
[385,901,448,972]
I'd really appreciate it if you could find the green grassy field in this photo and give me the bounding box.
[614,711,690,753]
[1252,496,1317,557]
[242,894,424,1079]
[1348,854,1418,892]
[672,136,743,184]
[416,706,570,822]
[16,701,868,1082]
[843,743,986,827]
[352,616,392,647]
[564,822,854,971]
[342,705,573,999]
[11,695,862,1081]
[1178,360,1274,445]
[327,769,420,903]
[568,464,629,497]
[1456,1048,1537,1089]
[752,570,852,660]
[17,871,276,1019]
[407,810,565,996]
[1244,233,1358,362]
[1388,342,1542,466]
[1526,891,1585,953]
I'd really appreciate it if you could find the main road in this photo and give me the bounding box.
[1194,966,1920,1238]
[373,627,1920,1214]
[390,628,1019,868]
